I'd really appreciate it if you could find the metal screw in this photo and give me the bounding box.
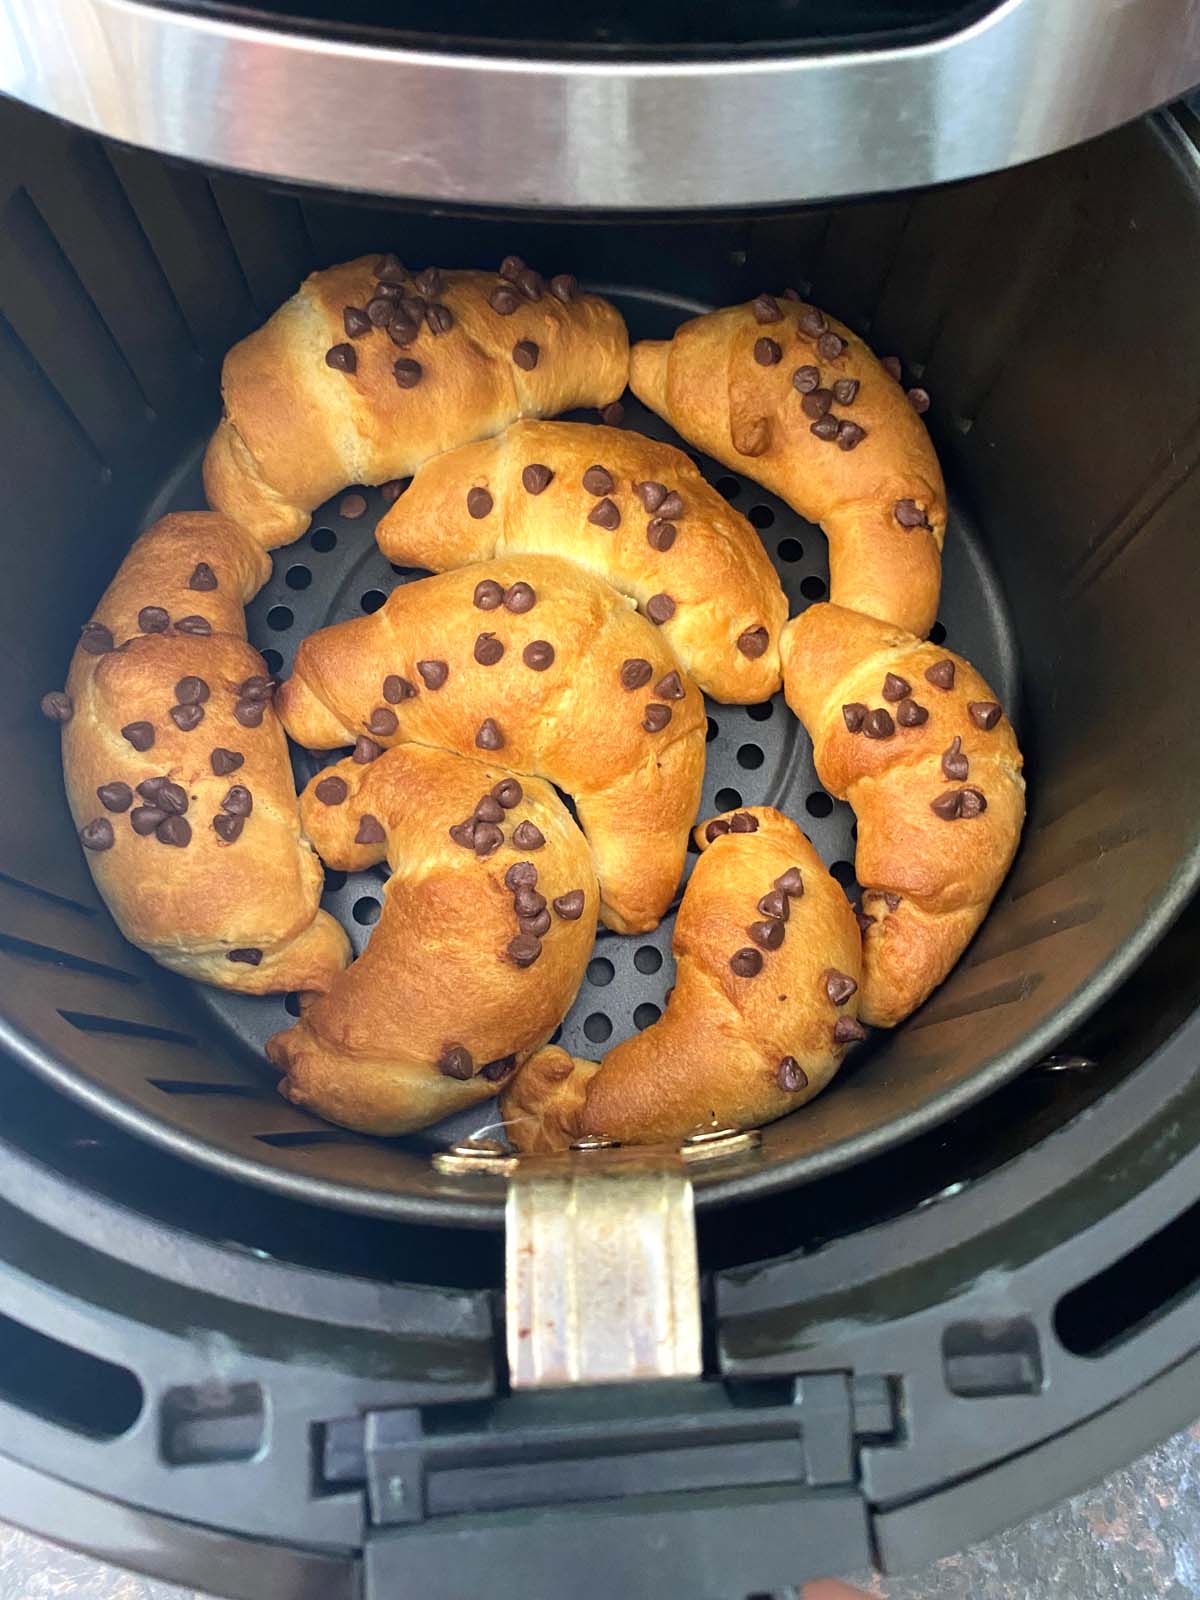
[1037,1053,1097,1074]
[569,1135,621,1151]
[431,1139,517,1177]
[681,1126,762,1164]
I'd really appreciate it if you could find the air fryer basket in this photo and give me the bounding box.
[3,97,1200,1227]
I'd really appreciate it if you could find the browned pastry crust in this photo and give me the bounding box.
[781,603,1025,1027]
[203,257,629,548]
[267,745,597,1134]
[275,555,707,935]
[375,420,787,702]
[501,807,863,1149]
[630,297,946,637]
[59,513,350,993]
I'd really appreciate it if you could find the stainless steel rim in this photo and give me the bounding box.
[4,0,1200,209]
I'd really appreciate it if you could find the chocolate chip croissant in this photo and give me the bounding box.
[781,603,1025,1027]
[51,513,350,992]
[268,744,597,1134]
[204,255,629,549]
[630,296,946,638]
[501,807,864,1149]
[376,419,786,703]
[274,555,707,936]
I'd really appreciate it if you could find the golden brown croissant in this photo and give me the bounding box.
[49,513,350,992]
[781,603,1025,1027]
[501,807,863,1149]
[630,296,946,637]
[275,555,706,936]
[204,256,629,548]
[267,744,597,1134]
[375,419,786,703]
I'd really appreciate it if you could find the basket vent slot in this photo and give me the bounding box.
[0,935,139,985]
[1055,1196,1200,1358]
[0,1310,142,1439]
[58,1010,197,1046]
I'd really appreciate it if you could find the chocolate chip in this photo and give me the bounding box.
[810,415,839,441]
[705,820,731,841]
[499,254,525,281]
[778,1057,809,1092]
[366,706,398,737]
[170,703,205,732]
[512,820,544,850]
[730,947,763,977]
[758,888,789,921]
[418,660,448,690]
[80,621,113,655]
[620,658,652,691]
[493,778,523,808]
[136,776,169,802]
[156,815,191,847]
[121,721,154,750]
[241,675,275,702]
[773,869,804,899]
[473,822,504,857]
[834,1016,868,1045]
[930,790,963,820]
[897,698,928,728]
[792,365,821,394]
[355,814,386,845]
[646,593,675,624]
[959,787,988,817]
[219,785,252,818]
[643,703,672,733]
[553,890,586,920]
[582,465,614,496]
[343,306,372,338]
[375,252,405,282]
[449,821,477,850]
[387,315,419,348]
[894,498,930,529]
[864,708,895,740]
[467,487,493,519]
[882,673,911,702]
[516,268,544,302]
[426,302,454,336]
[824,969,858,1006]
[505,861,537,890]
[522,463,553,495]
[80,817,114,851]
[798,308,827,337]
[657,490,685,520]
[523,640,555,671]
[925,659,956,690]
[817,332,846,361]
[635,481,668,513]
[138,605,169,633]
[508,933,542,968]
[175,675,210,705]
[157,781,188,815]
[414,266,443,298]
[504,582,536,613]
[738,627,769,659]
[654,671,685,701]
[474,632,505,666]
[383,673,416,703]
[227,945,262,964]
[175,615,211,636]
[315,775,348,805]
[941,736,969,781]
[213,813,244,844]
[729,811,759,833]
[520,908,552,937]
[855,907,875,935]
[476,718,504,751]
[836,419,867,451]
[393,358,423,389]
[367,295,396,328]
[802,387,833,420]
[647,519,676,551]
[97,781,132,812]
[438,1043,475,1080]
[130,806,164,835]
[512,340,539,371]
[754,337,782,366]
[883,891,902,912]
[969,701,1003,731]
[326,343,356,373]
[188,561,218,591]
[40,691,73,723]
[749,918,784,950]
[907,387,931,414]
[842,703,868,733]
[881,356,903,382]
[351,736,382,767]
[339,492,368,521]
[489,285,519,315]
[588,497,620,530]
[550,273,577,303]
[513,886,547,918]
[752,294,782,324]
[833,378,860,405]
[381,479,407,504]
[234,699,264,728]
[474,580,504,612]
[481,1055,517,1082]
[472,795,503,825]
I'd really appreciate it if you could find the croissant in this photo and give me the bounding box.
[267,744,597,1134]
[501,807,864,1149]
[275,555,706,936]
[781,603,1025,1027]
[47,513,350,993]
[630,296,946,637]
[375,419,787,703]
[204,256,629,549]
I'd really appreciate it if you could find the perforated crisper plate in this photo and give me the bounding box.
[172,287,1018,1157]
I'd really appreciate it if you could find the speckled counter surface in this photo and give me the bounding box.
[2,1421,1198,1599]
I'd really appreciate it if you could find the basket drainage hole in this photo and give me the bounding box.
[706,717,720,744]
[266,605,294,632]
[323,869,347,893]
[360,589,387,614]
[285,565,312,590]
[284,991,304,1017]
[748,505,775,529]
[714,476,741,502]
[831,860,856,888]
[587,957,614,987]
[777,538,804,563]
[806,791,834,818]
[929,620,948,645]
[584,1012,613,1043]
[309,527,337,553]
[261,649,283,675]
[737,744,764,770]
[634,945,663,974]
[747,700,774,722]
[799,576,827,601]
[353,896,382,926]
[715,787,743,811]
[633,1003,661,1029]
